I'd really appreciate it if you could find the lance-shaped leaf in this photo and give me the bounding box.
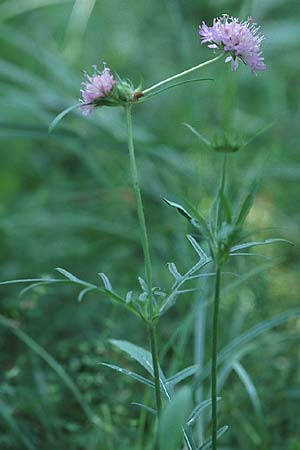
[56,267,94,288]
[235,180,258,228]
[183,123,211,146]
[167,364,199,387]
[198,425,229,450]
[132,403,156,415]
[110,339,166,382]
[187,235,207,260]
[101,363,155,389]
[0,314,97,426]
[186,398,221,428]
[78,287,96,302]
[48,102,84,134]
[194,308,300,387]
[167,262,182,280]
[98,272,113,292]
[158,386,193,450]
[233,362,263,418]
[163,198,201,230]
[138,276,148,292]
[230,238,292,254]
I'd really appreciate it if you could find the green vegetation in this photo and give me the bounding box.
[0,1,299,449]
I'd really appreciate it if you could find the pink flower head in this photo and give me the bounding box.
[80,65,115,115]
[199,15,266,73]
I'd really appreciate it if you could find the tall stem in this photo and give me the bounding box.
[143,53,223,95]
[125,105,162,414]
[211,266,221,450]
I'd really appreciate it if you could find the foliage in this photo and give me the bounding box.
[0,0,300,449]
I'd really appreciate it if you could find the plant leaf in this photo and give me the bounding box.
[158,386,193,450]
[235,180,258,228]
[78,287,96,302]
[48,102,83,134]
[110,339,166,382]
[233,362,263,418]
[186,398,221,427]
[55,267,93,287]
[167,364,199,387]
[167,262,182,280]
[198,425,229,450]
[101,363,155,388]
[143,78,213,101]
[98,272,113,291]
[230,238,292,253]
[0,314,98,426]
[132,402,156,415]
[182,123,211,146]
[187,235,207,260]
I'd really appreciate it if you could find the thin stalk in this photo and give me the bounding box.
[211,266,221,450]
[125,105,162,414]
[143,53,223,95]
[149,325,162,413]
[216,154,228,228]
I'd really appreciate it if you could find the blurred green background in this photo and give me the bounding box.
[0,0,299,449]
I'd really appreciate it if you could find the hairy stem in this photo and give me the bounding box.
[211,266,221,450]
[125,105,162,413]
[143,53,223,95]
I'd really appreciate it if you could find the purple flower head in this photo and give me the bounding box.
[199,15,266,73]
[80,65,115,115]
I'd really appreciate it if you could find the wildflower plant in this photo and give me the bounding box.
[1,13,292,450]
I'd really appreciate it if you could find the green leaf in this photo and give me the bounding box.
[101,363,155,389]
[167,364,199,387]
[198,425,228,450]
[195,309,300,387]
[0,400,38,450]
[132,402,156,415]
[182,123,211,146]
[163,198,194,221]
[167,262,182,280]
[0,314,99,427]
[110,339,166,382]
[18,280,66,297]
[187,235,207,260]
[219,191,233,224]
[98,272,113,291]
[235,180,258,228]
[0,277,61,286]
[158,386,193,450]
[48,102,83,134]
[232,362,263,418]
[142,78,213,101]
[230,238,292,253]
[186,398,221,427]
[78,287,96,302]
[55,267,93,287]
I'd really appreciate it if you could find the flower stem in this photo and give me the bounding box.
[149,324,162,413]
[211,266,221,450]
[125,105,162,414]
[143,53,223,95]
